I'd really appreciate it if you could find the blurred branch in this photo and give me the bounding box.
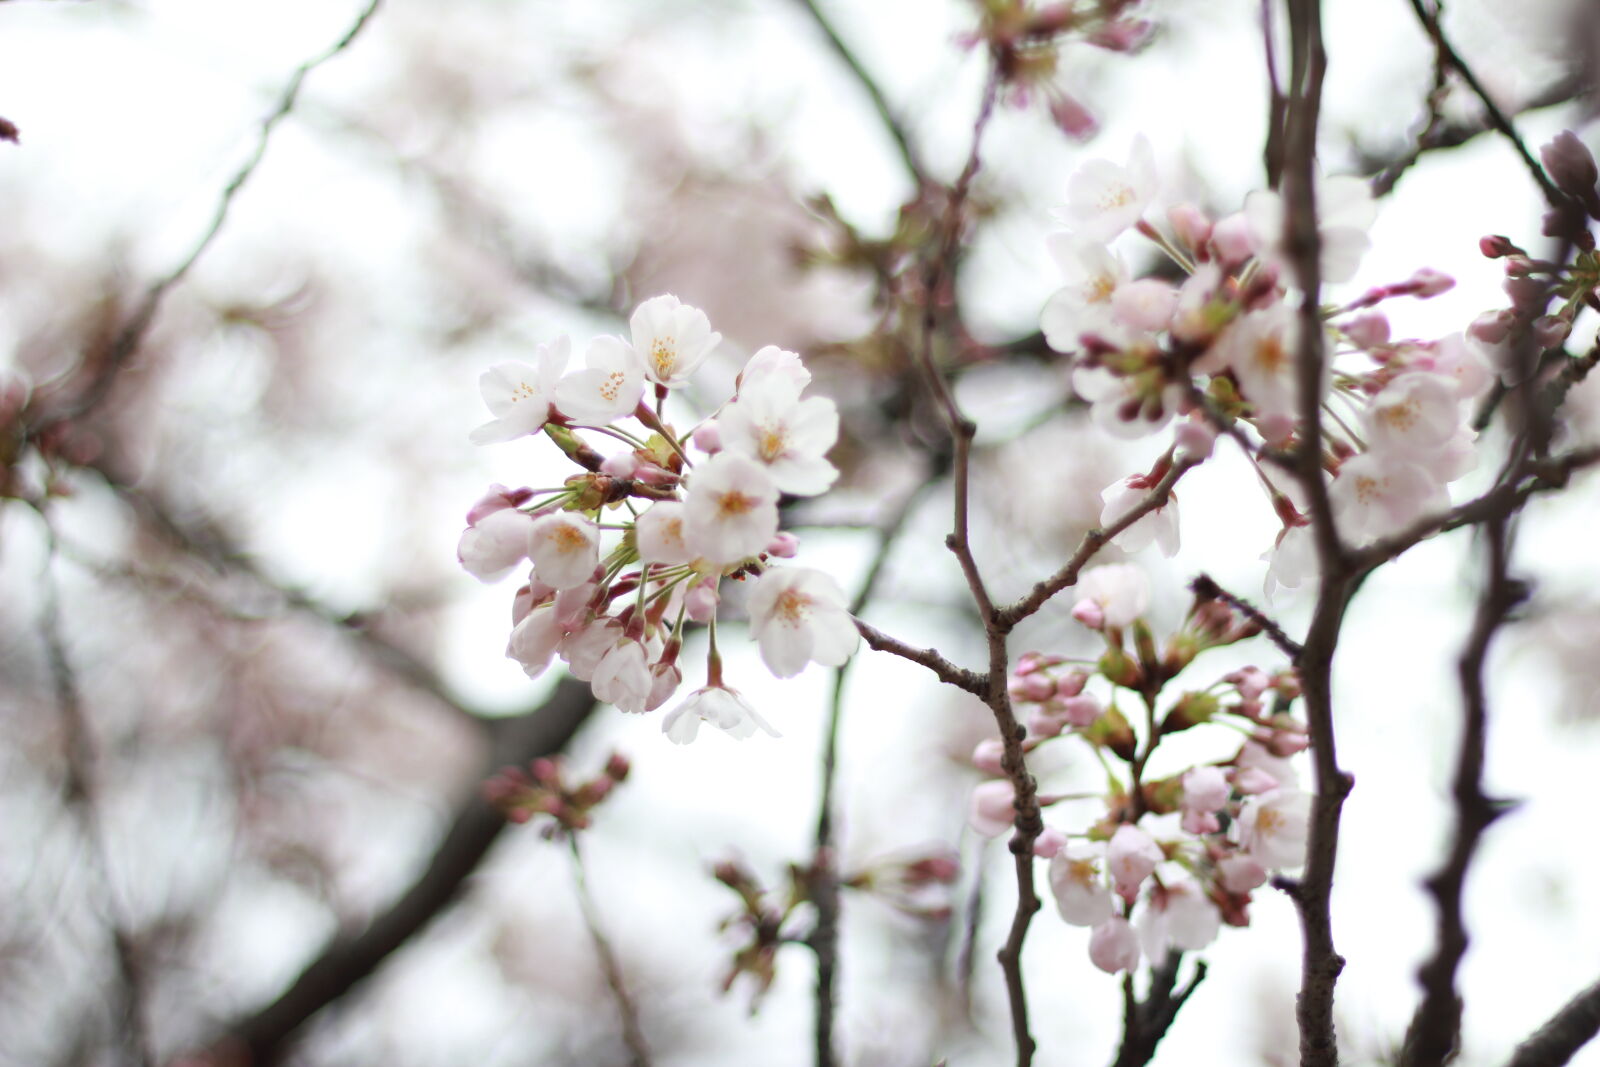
[808,463,946,1067]
[83,457,488,730]
[1505,975,1600,1067]
[1400,515,1522,1067]
[1363,73,1581,197]
[213,677,597,1065]
[1403,0,1562,209]
[29,505,155,1067]
[29,0,384,432]
[789,0,927,189]
[1110,955,1208,1067]
[1189,573,1304,660]
[570,835,652,1067]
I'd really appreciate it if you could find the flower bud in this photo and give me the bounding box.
[1055,669,1088,698]
[1540,131,1600,213]
[1167,202,1213,253]
[693,420,723,454]
[1468,309,1514,345]
[1033,828,1068,858]
[600,452,640,479]
[766,531,800,558]
[1408,267,1455,298]
[1048,92,1098,141]
[972,739,1006,776]
[1479,234,1520,259]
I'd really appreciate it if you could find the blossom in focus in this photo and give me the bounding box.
[630,294,721,388]
[718,379,840,496]
[1049,843,1115,926]
[528,512,601,590]
[682,453,780,565]
[554,335,646,425]
[1236,788,1312,869]
[662,685,779,744]
[737,344,811,398]
[1040,236,1128,352]
[635,501,696,565]
[1107,823,1163,898]
[470,337,569,444]
[746,566,859,678]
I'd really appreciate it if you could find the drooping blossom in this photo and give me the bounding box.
[1137,882,1222,967]
[662,685,779,744]
[1107,823,1164,898]
[1049,843,1115,926]
[1100,475,1179,557]
[1088,916,1142,974]
[746,566,859,678]
[459,507,535,583]
[1235,788,1312,869]
[470,337,569,444]
[528,512,601,590]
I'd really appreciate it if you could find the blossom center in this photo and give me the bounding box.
[650,337,678,378]
[551,523,589,553]
[774,588,813,624]
[716,490,759,518]
[599,370,626,402]
[758,424,787,462]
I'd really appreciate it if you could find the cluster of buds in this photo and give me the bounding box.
[482,752,631,838]
[460,295,859,743]
[1039,136,1516,591]
[841,846,963,921]
[969,564,1311,973]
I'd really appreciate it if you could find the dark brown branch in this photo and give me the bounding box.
[1281,2,1355,1064]
[211,677,596,1065]
[854,619,986,696]
[1505,975,1600,1067]
[790,0,926,189]
[1110,955,1210,1067]
[1190,573,1304,660]
[30,0,385,433]
[1400,515,1523,1067]
[1403,0,1564,209]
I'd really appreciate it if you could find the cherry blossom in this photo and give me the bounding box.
[718,379,840,496]
[1107,823,1163,898]
[1088,916,1142,974]
[1054,135,1158,241]
[1100,475,1179,557]
[736,344,811,398]
[470,337,569,445]
[554,335,646,425]
[1236,788,1312,869]
[635,501,695,565]
[746,566,859,678]
[1072,563,1151,630]
[1049,843,1115,926]
[528,512,601,590]
[458,507,535,583]
[662,685,779,744]
[1040,235,1128,352]
[682,453,781,565]
[630,294,721,388]
[1245,174,1375,284]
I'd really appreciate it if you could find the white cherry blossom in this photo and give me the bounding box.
[1100,476,1179,557]
[630,294,721,388]
[1040,236,1128,353]
[682,453,780,565]
[1108,823,1163,897]
[1329,451,1449,542]
[747,566,859,678]
[1137,882,1222,967]
[1245,174,1376,285]
[1088,916,1142,974]
[1054,135,1158,241]
[1363,372,1462,457]
[506,605,563,679]
[1048,843,1115,926]
[1236,788,1312,869]
[736,344,811,398]
[592,637,653,713]
[718,380,840,496]
[1072,563,1151,630]
[470,337,569,445]
[528,512,600,590]
[458,507,535,583]
[635,501,695,565]
[554,335,646,425]
[663,685,779,744]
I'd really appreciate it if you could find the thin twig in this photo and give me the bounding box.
[1403,0,1563,209]
[808,471,944,1067]
[1400,515,1522,1067]
[1505,974,1600,1067]
[31,0,385,431]
[569,835,653,1067]
[853,619,987,695]
[1110,954,1210,1067]
[790,0,926,188]
[29,506,155,1067]
[1189,573,1304,660]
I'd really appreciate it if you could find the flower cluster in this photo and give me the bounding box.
[1040,138,1502,584]
[483,752,632,838]
[461,295,858,741]
[968,564,1311,973]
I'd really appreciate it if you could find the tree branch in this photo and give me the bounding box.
[1110,955,1209,1067]
[209,677,597,1065]
[1505,975,1600,1067]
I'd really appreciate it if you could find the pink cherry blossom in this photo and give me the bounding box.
[718,379,840,496]
[635,501,695,565]
[736,344,811,398]
[629,294,720,388]
[1108,823,1163,898]
[1088,916,1141,974]
[662,685,779,744]
[528,512,600,590]
[1236,788,1312,869]
[1100,476,1179,557]
[1049,843,1115,926]
[554,335,646,424]
[1073,564,1150,629]
[458,507,535,583]
[1054,135,1158,242]
[968,779,1016,838]
[682,453,780,565]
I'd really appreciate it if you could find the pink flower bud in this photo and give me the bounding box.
[1111,278,1178,332]
[1181,810,1221,834]
[1480,234,1519,259]
[1059,694,1103,728]
[1088,916,1141,973]
[600,452,639,478]
[1540,131,1600,204]
[684,578,720,623]
[1174,417,1215,460]
[766,531,800,558]
[1468,309,1515,345]
[1055,669,1088,698]
[1033,828,1068,858]
[1028,707,1065,739]
[693,420,722,454]
[1227,666,1271,701]
[968,780,1016,838]
[1070,597,1105,629]
[1217,854,1268,893]
[1408,267,1455,297]
[1014,672,1056,703]
[1087,18,1153,51]
[1048,92,1098,142]
[1210,213,1257,266]
[1534,315,1571,349]
[1181,766,1231,813]
[1167,202,1213,252]
[972,739,1006,776]
[1343,313,1390,349]
[465,484,534,526]
[1233,766,1279,794]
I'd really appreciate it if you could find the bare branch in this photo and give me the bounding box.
[1505,975,1600,1067]
[853,619,986,696]
[570,835,653,1067]
[1189,573,1304,660]
[1110,955,1210,1067]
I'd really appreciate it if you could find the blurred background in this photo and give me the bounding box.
[2,0,1599,1064]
